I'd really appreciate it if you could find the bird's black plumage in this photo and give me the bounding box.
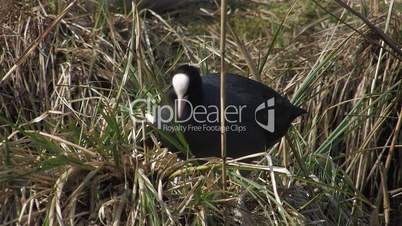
[158,65,305,159]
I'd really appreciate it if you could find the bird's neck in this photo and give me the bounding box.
[189,86,203,106]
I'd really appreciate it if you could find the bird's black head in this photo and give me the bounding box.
[172,65,202,94]
[170,64,203,118]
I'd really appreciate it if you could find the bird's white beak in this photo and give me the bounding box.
[172,73,190,120]
[176,95,188,119]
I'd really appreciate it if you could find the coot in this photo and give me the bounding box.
[156,64,305,159]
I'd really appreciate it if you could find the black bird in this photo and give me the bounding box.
[155,64,305,159]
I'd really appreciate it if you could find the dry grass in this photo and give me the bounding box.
[0,0,401,225]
